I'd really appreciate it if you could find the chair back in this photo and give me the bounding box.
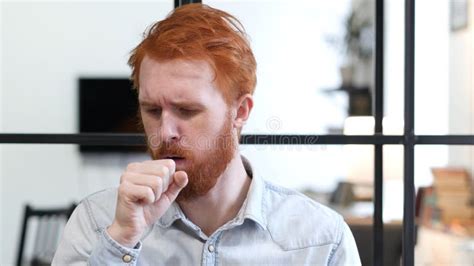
[16,203,76,266]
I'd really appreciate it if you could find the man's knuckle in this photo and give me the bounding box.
[127,162,140,171]
[120,172,132,182]
[145,187,155,200]
[156,176,163,188]
[118,183,128,195]
[162,159,175,168]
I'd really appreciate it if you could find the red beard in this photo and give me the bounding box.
[146,114,236,201]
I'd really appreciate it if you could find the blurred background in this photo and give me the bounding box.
[1,0,473,265]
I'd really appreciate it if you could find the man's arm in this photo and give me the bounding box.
[328,220,361,266]
[52,199,141,266]
[53,159,187,265]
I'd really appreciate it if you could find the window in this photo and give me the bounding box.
[1,1,473,265]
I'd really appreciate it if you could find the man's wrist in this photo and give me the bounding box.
[106,222,140,248]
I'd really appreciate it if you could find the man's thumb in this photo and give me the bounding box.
[174,171,188,189]
[163,171,188,200]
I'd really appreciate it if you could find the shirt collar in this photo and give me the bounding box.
[157,201,185,228]
[157,155,267,230]
[236,156,267,230]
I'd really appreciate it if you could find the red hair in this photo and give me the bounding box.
[128,3,257,104]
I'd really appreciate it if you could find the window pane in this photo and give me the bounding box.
[381,0,474,136]
[445,0,474,135]
[415,145,474,265]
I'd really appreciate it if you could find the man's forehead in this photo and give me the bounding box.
[137,56,226,107]
[140,56,215,80]
[167,62,214,80]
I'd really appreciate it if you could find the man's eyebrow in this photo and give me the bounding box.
[138,100,156,107]
[138,99,205,109]
[171,101,205,109]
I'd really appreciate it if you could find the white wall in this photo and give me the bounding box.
[449,0,474,174]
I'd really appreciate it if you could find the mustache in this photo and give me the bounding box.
[155,142,193,159]
[147,132,236,152]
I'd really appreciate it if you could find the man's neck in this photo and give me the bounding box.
[177,153,251,237]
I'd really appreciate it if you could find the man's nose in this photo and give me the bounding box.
[159,112,180,142]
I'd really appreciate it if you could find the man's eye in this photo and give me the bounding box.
[146,109,162,116]
[179,108,198,116]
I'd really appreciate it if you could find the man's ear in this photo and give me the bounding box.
[233,93,254,129]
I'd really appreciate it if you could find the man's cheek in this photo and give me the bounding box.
[189,134,209,151]
[148,133,161,150]
[177,135,191,149]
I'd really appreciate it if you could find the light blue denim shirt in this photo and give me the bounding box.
[53,158,360,265]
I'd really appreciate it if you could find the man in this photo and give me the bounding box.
[53,3,360,265]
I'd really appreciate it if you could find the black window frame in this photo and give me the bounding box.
[1,0,473,265]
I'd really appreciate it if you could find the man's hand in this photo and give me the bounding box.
[107,159,188,247]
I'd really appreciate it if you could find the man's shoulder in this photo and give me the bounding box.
[84,186,117,202]
[77,187,118,230]
[262,180,344,250]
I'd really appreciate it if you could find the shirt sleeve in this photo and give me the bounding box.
[52,200,142,266]
[328,220,362,266]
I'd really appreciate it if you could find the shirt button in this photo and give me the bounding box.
[208,244,215,253]
[122,254,133,263]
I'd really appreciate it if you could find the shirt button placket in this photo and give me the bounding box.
[122,254,133,263]
[208,244,215,253]
[204,242,216,266]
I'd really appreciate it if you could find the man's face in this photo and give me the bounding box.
[138,57,237,201]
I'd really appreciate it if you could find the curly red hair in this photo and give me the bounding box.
[128,3,257,104]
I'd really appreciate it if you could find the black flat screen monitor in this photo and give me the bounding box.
[78,78,146,153]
